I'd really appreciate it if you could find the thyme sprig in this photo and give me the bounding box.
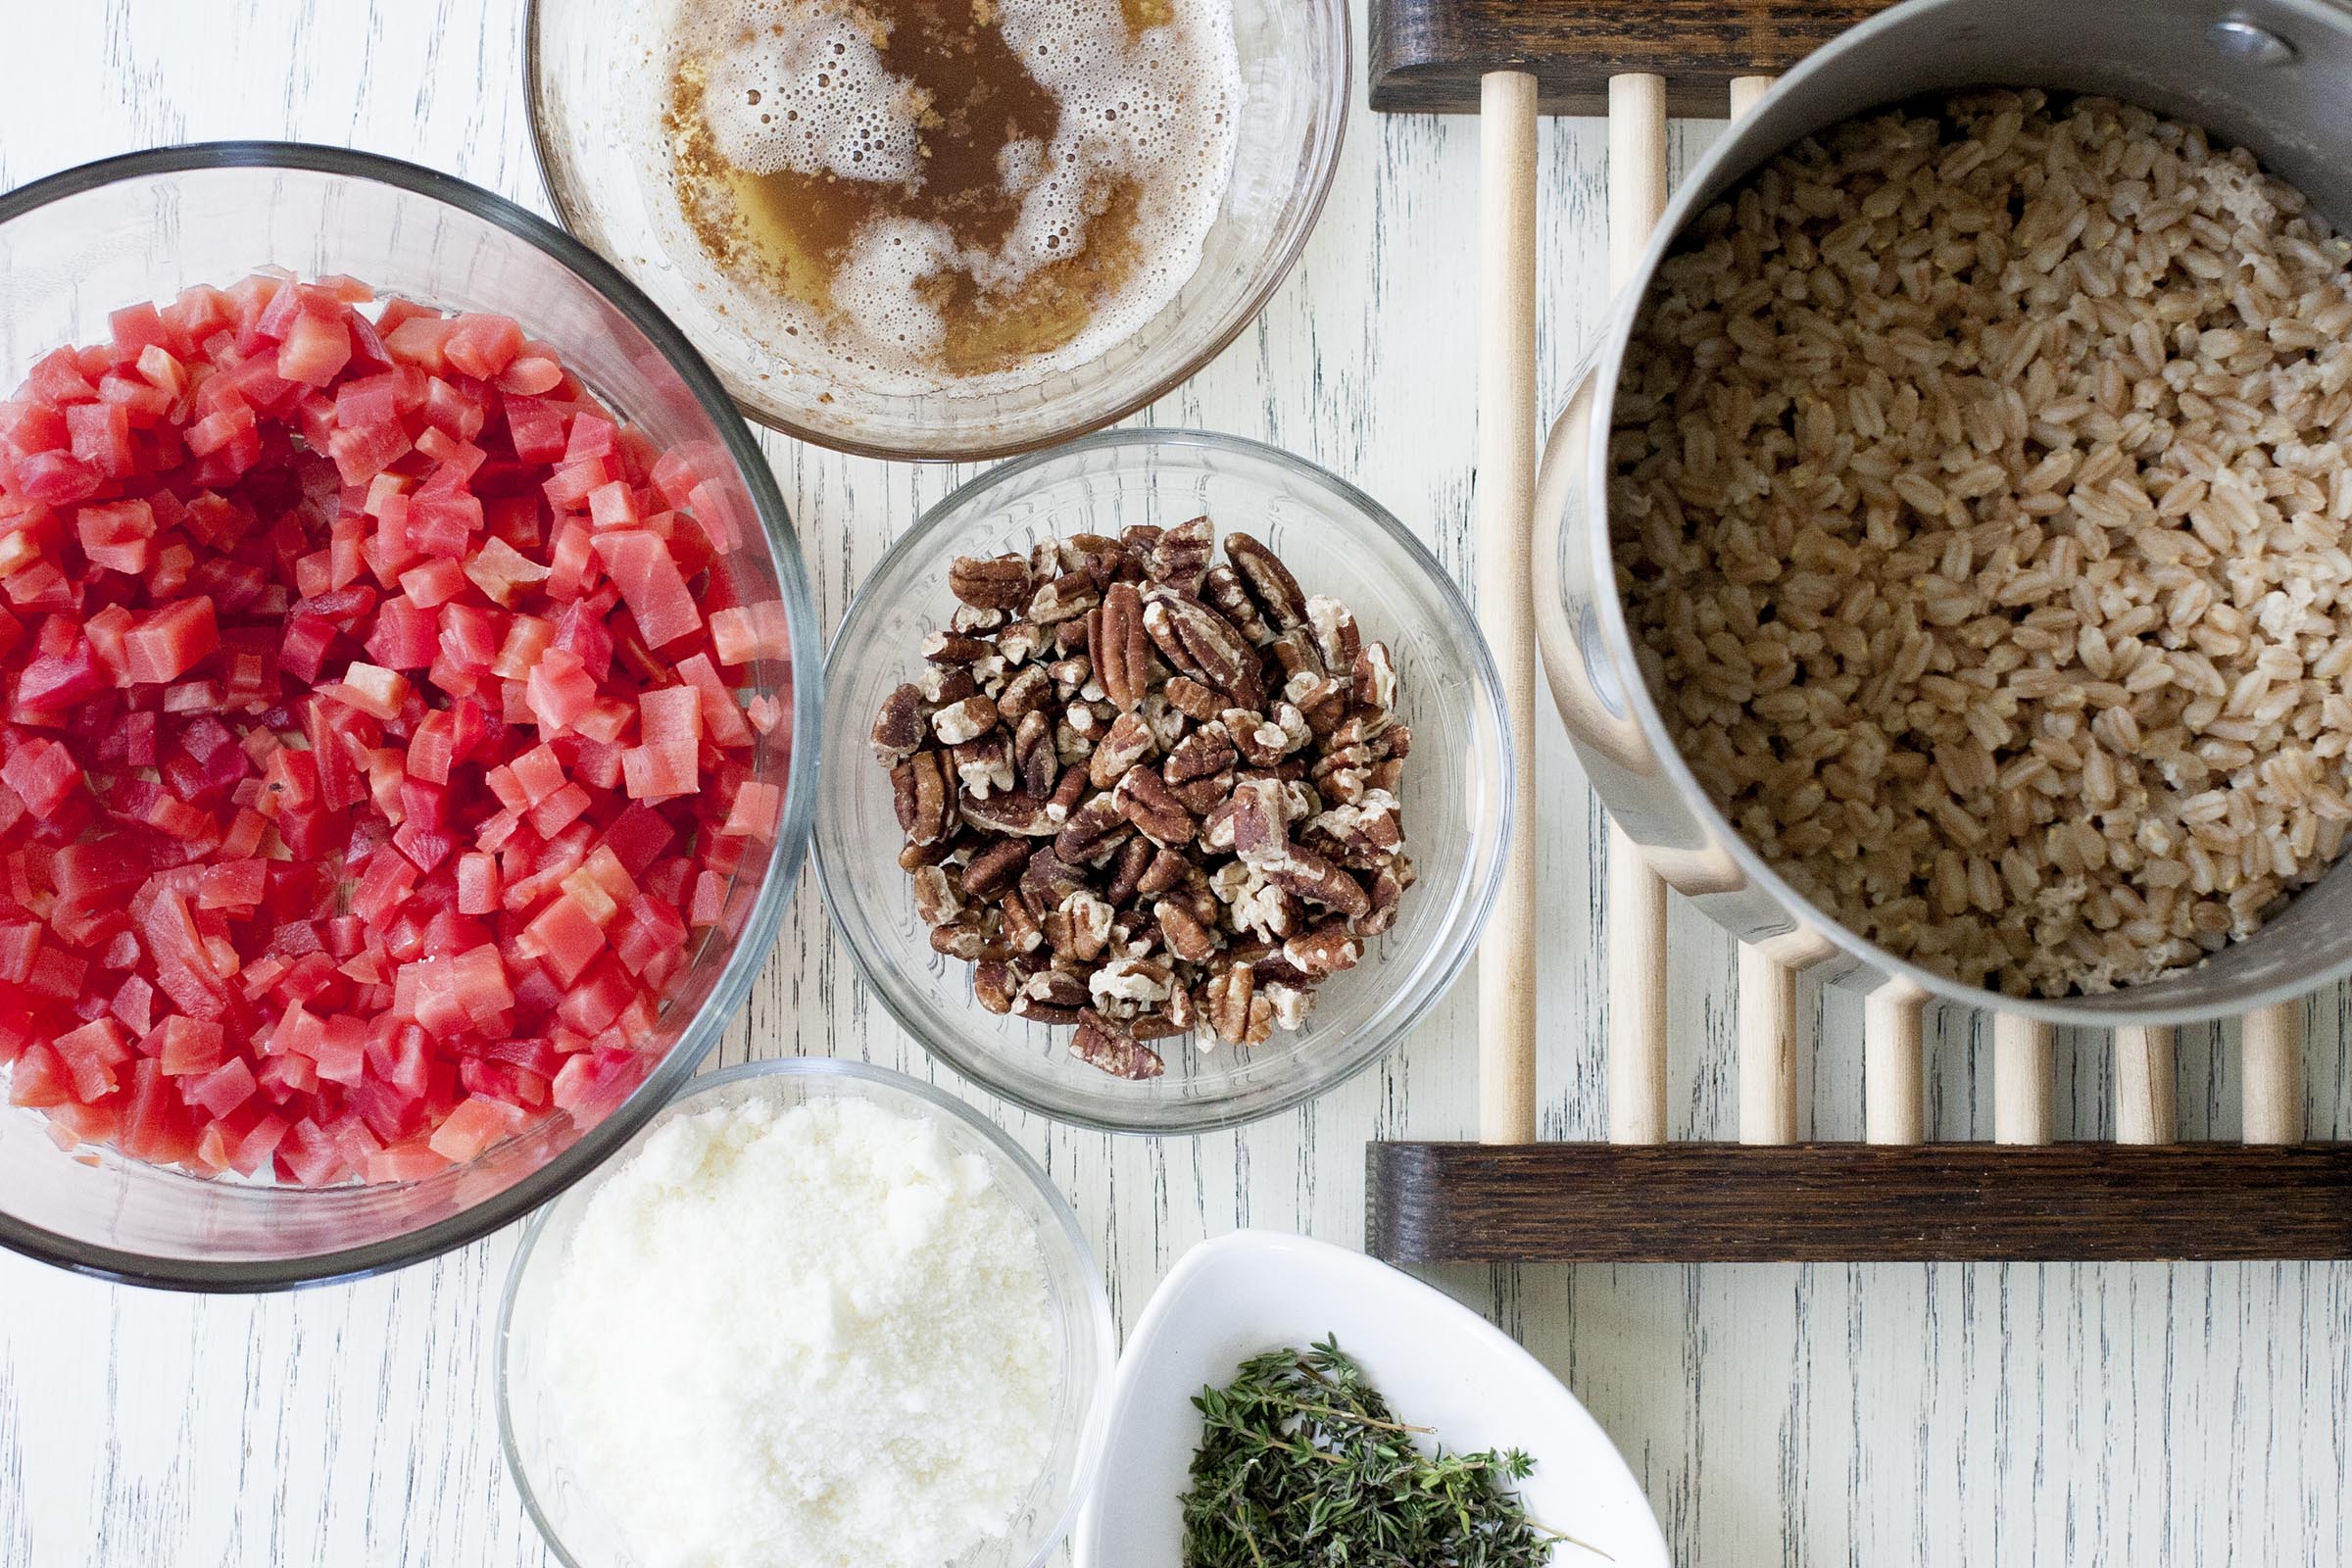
[1179,1336,1599,1568]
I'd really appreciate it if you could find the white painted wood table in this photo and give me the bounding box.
[2,3,2349,1564]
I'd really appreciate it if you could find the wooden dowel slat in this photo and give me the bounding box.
[1601,73,1670,1149]
[1605,74,1667,292]
[2115,1024,2179,1145]
[1738,944,1798,1145]
[1475,68,1541,1147]
[1992,1013,2054,1146]
[1865,987,1926,1146]
[2242,1000,2303,1145]
[1366,1142,2352,1262]
[1727,74,1775,117]
[1605,829,1667,1143]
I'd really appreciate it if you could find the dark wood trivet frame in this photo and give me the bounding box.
[1361,0,2352,1266]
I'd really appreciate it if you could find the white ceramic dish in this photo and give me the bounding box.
[1075,1230,1670,1568]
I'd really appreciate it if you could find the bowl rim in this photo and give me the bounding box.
[520,0,1354,463]
[814,426,1514,1134]
[0,140,824,1293]
[494,1054,1118,1568]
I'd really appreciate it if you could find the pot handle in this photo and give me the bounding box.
[1530,368,1658,780]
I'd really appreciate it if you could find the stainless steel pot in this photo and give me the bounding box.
[1534,0,2352,1027]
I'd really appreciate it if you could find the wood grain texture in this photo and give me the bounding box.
[1368,1142,2352,1261]
[1369,0,1898,115]
[0,6,2345,1568]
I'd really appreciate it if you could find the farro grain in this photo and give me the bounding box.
[1613,91,2352,996]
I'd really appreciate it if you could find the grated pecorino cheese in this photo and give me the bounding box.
[543,1094,1056,1568]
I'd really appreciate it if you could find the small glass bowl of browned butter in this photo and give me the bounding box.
[528,0,1348,460]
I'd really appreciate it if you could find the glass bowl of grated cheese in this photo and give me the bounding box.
[496,1056,1114,1568]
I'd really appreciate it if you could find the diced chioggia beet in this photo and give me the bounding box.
[0,271,789,1186]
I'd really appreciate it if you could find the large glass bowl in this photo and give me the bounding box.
[525,0,1349,461]
[0,145,820,1291]
[497,1056,1115,1568]
[817,430,1512,1132]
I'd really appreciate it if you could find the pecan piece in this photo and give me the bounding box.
[1146,516,1213,593]
[1224,708,1295,769]
[1045,760,1090,823]
[1283,920,1364,981]
[909,863,962,927]
[1011,710,1057,798]
[1136,846,1194,899]
[1200,963,1271,1048]
[974,960,1014,1015]
[1090,582,1152,713]
[893,752,958,846]
[1156,899,1221,964]
[996,663,1054,724]
[952,733,1014,799]
[1201,564,1277,648]
[1053,891,1114,962]
[1017,970,1089,1026]
[1267,626,1323,682]
[1353,642,1398,717]
[1284,669,1349,735]
[962,838,1030,902]
[1101,835,1156,907]
[1164,720,1239,785]
[1258,844,1374,919]
[870,682,931,764]
[1027,571,1100,625]
[1357,853,1415,937]
[1020,843,1090,910]
[1054,792,1132,865]
[949,554,1032,611]
[1087,710,1157,789]
[1163,674,1224,722]
[1309,789,1404,868]
[1306,596,1360,672]
[1263,982,1315,1031]
[1169,767,1237,816]
[1225,531,1308,632]
[998,619,1050,666]
[931,915,1011,962]
[1141,588,1265,709]
[916,664,978,709]
[932,694,999,746]
[1311,744,1374,805]
[1223,777,1290,864]
[959,790,1055,838]
[1089,957,1174,1018]
[1071,1009,1165,1080]
[923,630,995,665]
[1114,766,1196,849]
[1001,894,1046,955]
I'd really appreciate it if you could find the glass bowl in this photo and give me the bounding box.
[816,430,1512,1132]
[0,144,820,1291]
[498,1056,1115,1568]
[524,0,1349,461]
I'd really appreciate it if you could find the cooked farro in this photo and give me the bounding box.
[1612,90,2352,996]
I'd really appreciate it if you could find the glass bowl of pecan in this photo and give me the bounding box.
[816,430,1510,1132]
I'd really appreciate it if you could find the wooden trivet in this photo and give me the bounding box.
[1365,0,2352,1263]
